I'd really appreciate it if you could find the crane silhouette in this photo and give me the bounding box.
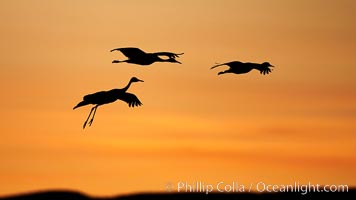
[73,77,144,129]
[211,61,274,75]
[110,47,183,65]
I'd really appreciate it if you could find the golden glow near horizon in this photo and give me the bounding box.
[0,0,355,196]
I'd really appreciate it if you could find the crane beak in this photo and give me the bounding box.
[138,79,144,82]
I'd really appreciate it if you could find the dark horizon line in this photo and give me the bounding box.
[0,188,355,200]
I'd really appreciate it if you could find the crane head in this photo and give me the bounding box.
[130,77,144,83]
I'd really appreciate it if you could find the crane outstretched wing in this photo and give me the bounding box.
[211,61,241,69]
[118,92,143,107]
[153,52,184,58]
[110,47,147,58]
[259,66,273,75]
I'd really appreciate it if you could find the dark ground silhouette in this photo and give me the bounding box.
[111,47,183,65]
[1,190,354,200]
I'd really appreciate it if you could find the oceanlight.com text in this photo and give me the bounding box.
[166,181,348,195]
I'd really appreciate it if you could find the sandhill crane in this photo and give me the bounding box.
[73,77,144,129]
[110,47,183,65]
[211,61,274,75]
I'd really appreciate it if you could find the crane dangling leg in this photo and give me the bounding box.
[211,63,225,69]
[217,69,232,75]
[88,105,99,127]
[112,59,129,64]
[83,105,98,129]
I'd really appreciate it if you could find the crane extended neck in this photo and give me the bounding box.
[122,80,133,92]
[121,77,143,92]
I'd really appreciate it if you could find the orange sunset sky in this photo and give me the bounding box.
[0,0,355,196]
